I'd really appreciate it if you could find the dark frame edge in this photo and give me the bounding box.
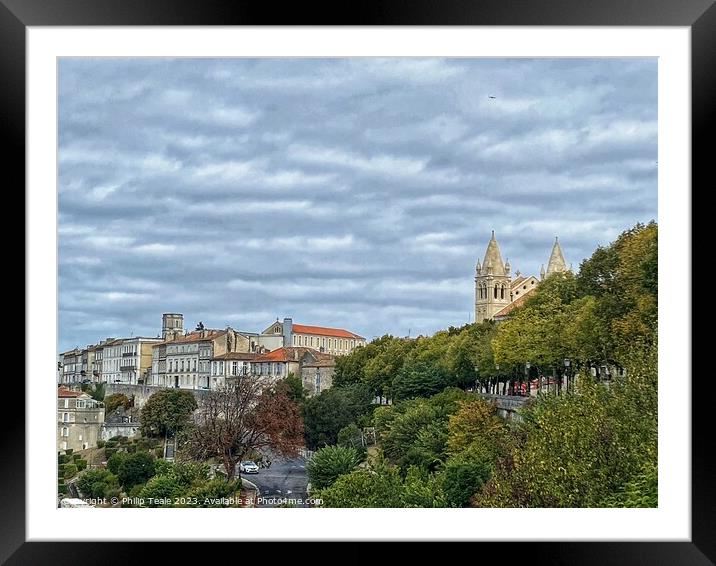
[6,0,713,563]
[691,2,716,565]
[0,0,26,564]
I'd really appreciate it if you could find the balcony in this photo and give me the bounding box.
[122,352,136,358]
[119,365,137,371]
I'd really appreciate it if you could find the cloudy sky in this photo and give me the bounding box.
[58,58,657,352]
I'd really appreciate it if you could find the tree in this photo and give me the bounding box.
[189,377,304,478]
[442,449,492,507]
[303,384,373,450]
[278,373,307,404]
[195,321,205,331]
[104,393,131,416]
[116,452,156,489]
[307,445,363,489]
[391,358,449,400]
[314,458,405,508]
[76,468,118,499]
[140,389,198,437]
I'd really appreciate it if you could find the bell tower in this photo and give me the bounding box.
[475,231,511,323]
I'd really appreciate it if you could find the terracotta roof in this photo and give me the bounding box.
[292,324,364,339]
[493,287,537,318]
[212,352,259,361]
[57,387,84,398]
[155,330,227,345]
[253,347,322,363]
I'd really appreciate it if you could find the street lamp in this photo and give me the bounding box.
[563,358,571,394]
[495,364,501,395]
[525,362,531,396]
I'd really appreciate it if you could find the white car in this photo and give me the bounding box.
[239,461,259,474]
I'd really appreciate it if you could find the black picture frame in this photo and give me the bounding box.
[7,1,708,563]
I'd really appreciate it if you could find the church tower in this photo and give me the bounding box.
[475,231,512,323]
[545,236,568,277]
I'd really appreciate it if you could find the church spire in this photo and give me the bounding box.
[546,236,568,276]
[482,231,506,276]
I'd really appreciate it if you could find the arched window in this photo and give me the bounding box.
[494,285,498,299]
[500,285,505,299]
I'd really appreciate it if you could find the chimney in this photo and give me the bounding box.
[283,317,293,347]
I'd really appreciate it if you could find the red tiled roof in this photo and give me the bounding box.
[292,324,364,339]
[253,347,321,363]
[493,287,537,318]
[57,387,84,398]
[154,330,227,345]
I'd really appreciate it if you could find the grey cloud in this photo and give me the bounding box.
[58,58,657,351]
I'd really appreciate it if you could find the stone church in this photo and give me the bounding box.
[474,231,569,323]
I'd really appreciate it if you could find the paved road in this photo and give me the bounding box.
[242,456,309,507]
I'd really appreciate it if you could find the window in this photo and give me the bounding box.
[61,427,69,437]
[63,399,69,408]
[62,412,69,422]
[78,434,82,441]
[76,400,85,408]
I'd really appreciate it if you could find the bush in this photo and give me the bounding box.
[118,436,129,444]
[77,469,118,499]
[58,454,70,465]
[65,448,73,455]
[76,459,88,471]
[154,447,164,458]
[117,452,156,489]
[58,484,68,495]
[63,464,78,479]
[126,444,137,453]
[107,452,128,475]
[442,451,493,507]
[307,445,363,490]
[97,440,106,448]
[58,463,66,474]
[72,453,82,461]
[104,448,117,459]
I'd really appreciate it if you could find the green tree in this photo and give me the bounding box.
[391,358,449,400]
[307,445,363,489]
[442,449,492,507]
[303,384,373,450]
[76,468,118,499]
[314,458,405,508]
[116,452,156,489]
[278,373,308,404]
[140,389,198,437]
[186,478,241,507]
[104,393,131,416]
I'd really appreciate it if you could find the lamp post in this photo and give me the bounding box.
[563,358,571,394]
[525,362,531,396]
[495,364,501,395]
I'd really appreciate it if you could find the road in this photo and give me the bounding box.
[242,456,309,507]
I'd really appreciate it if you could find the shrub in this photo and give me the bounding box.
[107,452,128,475]
[63,464,78,479]
[104,448,117,459]
[58,454,70,465]
[126,444,137,453]
[65,448,74,455]
[307,445,363,490]
[58,484,68,495]
[76,459,88,471]
[442,451,492,507]
[77,469,118,499]
[154,447,164,458]
[118,436,129,444]
[117,452,156,489]
[97,440,106,448]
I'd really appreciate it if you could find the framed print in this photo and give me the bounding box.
[7,0,711,563]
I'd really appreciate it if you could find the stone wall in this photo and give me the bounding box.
[105,383,210,409]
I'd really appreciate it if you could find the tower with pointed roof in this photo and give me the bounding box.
[475,231,512,323]
[545,236,569,278]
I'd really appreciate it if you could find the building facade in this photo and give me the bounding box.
[262,318,366,356]
[300,357,336,396]
[102,337,162,385]
[59,348,82,384]
[154,327,251,390]
[209,352,258,388]
[475,232,570,323]
[251,347,335,382]
[57,387,105,452]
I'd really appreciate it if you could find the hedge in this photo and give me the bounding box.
[58,484,68,495]
[63,464,78,478]
[76,459,88,471]
[97,440,106,448]
[58,454,70,465]
[72,454,82,462]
